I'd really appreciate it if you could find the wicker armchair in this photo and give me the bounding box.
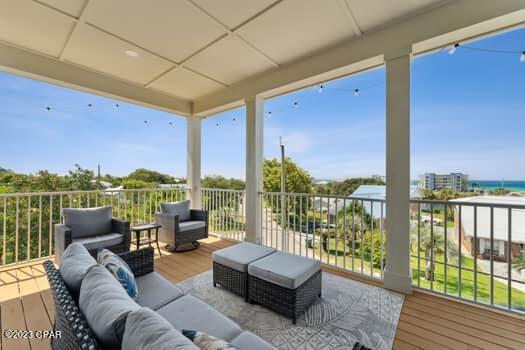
[155,200,208,252]
[54,206,130,265]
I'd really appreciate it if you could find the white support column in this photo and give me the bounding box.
[245,95,264,243]
[384,47,412,294]
[186,117,202,209]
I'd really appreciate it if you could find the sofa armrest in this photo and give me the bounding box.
[190,209,208,223]
[54,224,73,265]
[155,212,180,231]
[118,247,154,277]
[112,217,131,247]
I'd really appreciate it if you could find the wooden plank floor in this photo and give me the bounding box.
[1,237,524,350]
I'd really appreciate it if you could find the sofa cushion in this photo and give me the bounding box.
[182,330,239,350]
[122,307,199,350]
[79,265,140,348]
[63,206,112,238]
[59,242,97,294]
[247,251,321,289]
[231,331,277,350]
[157,295,243,342]
[160,200,191,222]
[135,272,184,310]
[74,233,123,252]
[213,242,276,272]
[178,220,206,232]
[97,249,138,299]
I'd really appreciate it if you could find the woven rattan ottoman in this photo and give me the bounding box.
[247,251,322,324]
[212,242,276,300]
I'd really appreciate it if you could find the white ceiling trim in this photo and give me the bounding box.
[58,0,91,60]
[193,0,525,116]
[337,0,362,36]
[0,41,192,116]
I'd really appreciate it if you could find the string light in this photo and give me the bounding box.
[448,43,459,55]
[143,120,148,126]
[216,123,220,127]
[267,111,272,117]
[293,101,299,108]
[88,103,92,107]
[353,88,359,96]
[168,121,173,126]
[46,106,51,111]
[521,51,525,63]
[317,84,324,93]
[115,104,119,108]
[232,117,236,122]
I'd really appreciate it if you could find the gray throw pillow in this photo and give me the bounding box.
[122,308,199,350]
[63,206,112,238]
[60,242,97,294]
[160,200,191,222]
[79,265,140,348]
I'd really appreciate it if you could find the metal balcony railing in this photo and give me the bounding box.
[201,188,246,242]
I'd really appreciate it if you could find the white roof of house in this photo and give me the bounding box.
[450,196,525,243]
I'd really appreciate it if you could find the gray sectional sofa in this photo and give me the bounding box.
[44,245,276,350]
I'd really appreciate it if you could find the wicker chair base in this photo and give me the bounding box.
[248,270,322,324]
[213,261,248,301]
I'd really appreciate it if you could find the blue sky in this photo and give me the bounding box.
[0,28,524,180]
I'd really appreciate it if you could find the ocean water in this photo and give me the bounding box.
[468,180,525,191]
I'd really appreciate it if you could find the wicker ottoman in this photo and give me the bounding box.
[212,242,276,301]
[247,252,322,324]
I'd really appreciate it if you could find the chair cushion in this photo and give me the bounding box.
[157,295,243,342]
[178,220,206,232]
[135,272,184,310]
[63,206,113,238]
[97,249,138,299]
[74,233,123,252]
[231,331,277,350]
[59,242,97,294]
[182,330,239,350]
[160,200,191,222]
[212,242,276,272]
[247,251,321,289]
[79,265,140,349]
[122,307,199,350]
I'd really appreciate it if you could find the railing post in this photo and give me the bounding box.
[186,116,202,209]
[384,47,413,294]
[245,95,264,244]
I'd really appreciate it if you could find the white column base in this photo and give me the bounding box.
[384,268,412,294]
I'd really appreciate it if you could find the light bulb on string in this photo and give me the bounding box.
[317,84,324,93]
[144,120,148,126]
[267,111,272,117]
[293,101,299,108]
[88,103,92,107]
[46,106,51,111]
[216,123,220,127]
[168,121,173,126]
[353,88,359,96]
[115,104,120,108]
[449,43,459,55]
[520,51,525,63]
[232,117,236,122]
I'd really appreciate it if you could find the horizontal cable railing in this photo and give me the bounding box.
[0,188,186,267]
[201,188,246,241]
[260,192,386,280]
[410,199,525,313]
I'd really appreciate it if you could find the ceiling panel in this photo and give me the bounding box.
[185,35,276,85]
[192,0,278,29]
[236,0,354,64]
[84,0,227,63]
[347,0,446,32]
[38,0,87,17]
[0,0,75,57]
[150,67,224,100]
[62,24,172,85]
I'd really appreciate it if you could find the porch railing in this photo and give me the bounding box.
[201,188,246,241]
[410,198,525,313]
[0,188,186,267]
[259,192,386,280]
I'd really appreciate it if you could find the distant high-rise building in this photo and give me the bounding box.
[420,173,468,192]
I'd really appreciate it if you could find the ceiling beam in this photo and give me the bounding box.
[193,0,525,116]
[0,41,192,116]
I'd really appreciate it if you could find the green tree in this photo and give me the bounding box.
[316,177,385,196]
[127,168,175,184]
[490,188,510,196]
[121,179,158,189]
[513,250,525,271]
[263,158,314,194]
[202,175,245,190]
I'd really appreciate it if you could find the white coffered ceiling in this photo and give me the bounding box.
[0,0,450,100]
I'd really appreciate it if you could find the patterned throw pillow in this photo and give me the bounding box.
[97,249,138,299]
[182,330,239,350]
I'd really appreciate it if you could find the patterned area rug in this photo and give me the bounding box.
[177,270,404,350]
